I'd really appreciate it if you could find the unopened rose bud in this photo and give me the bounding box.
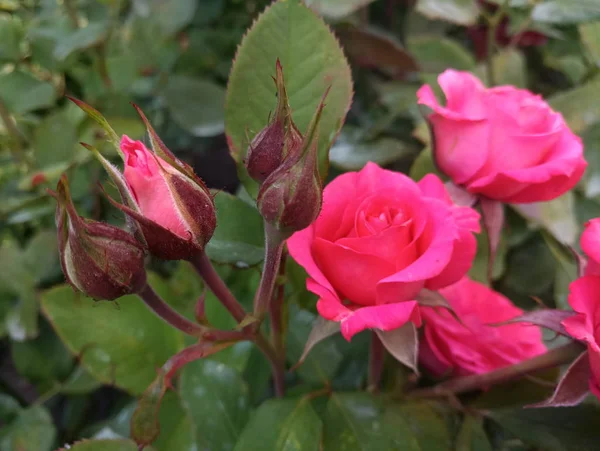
[51,175,146,301]
[245,59,302,183]
[257,90,328,235]
[109,135,217,260]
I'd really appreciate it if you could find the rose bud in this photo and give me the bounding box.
[256,91,327,235]
[108,135,217,260]
[50,175,146,301]
[245,59,302,183]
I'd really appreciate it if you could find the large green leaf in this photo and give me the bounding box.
[180,359,251,451]
[205,191,265,266]
[408,36,475,73]
[140,0,198,36]
[532,0,600,24]
[41,279,184,395]
[225,0,353,177]
[322,394,452,451]
[0,70,55,114]
[33,108,79,167]
[164,75,226,137]
[489,404,600,451]
[456,416,493,451]
[0,406,56,451]
[53,22,108,61]
[234,397,322,451]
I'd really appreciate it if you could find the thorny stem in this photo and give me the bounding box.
[270,250,287,359]
[484,0,510,86]
[190,252,247,323]
[409,341,585,399]
[368,331,385,393]
[254,221,286,319]
[138,284,208,338]
[189,251,286,396]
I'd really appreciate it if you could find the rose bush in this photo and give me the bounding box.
[287,162,480,340]
[420,277,546,377]
[562,219,600,399]
[417,70,586,203]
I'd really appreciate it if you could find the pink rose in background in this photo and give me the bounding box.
[121,135,189,239]
[562,218,600,399]
[287,162,480,340]
[417,70,586,203]
[420,277,546,377]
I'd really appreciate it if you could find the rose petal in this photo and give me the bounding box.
[581,219,600,273]
[563,276,600,342]
[313,237,395,306]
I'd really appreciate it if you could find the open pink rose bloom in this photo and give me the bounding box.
[287,162,481,340]
[417,70,586,203]
[420,277,546,377]
[563,219,600,399]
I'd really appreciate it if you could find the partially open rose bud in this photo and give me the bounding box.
[245,59,302,183]
[110,135,217,260]
[51,175,146,301]
[257,91,328,235]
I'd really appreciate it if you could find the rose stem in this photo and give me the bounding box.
[270,250,287,359]
[368,331,385,393]
[138,284,209,337]
[189,250,285,396]
[484,0,509,86]
[189,252,247,323]
[409,341,585,399]
[254,221,286,319]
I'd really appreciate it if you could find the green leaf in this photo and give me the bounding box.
[60,366,102,395]
[512,192,579,246]
[164,75,226,137]
[304,0,376,19]
[234,397,322,451]
[180,359,251,450]
[415,0,479,26]
[0,406,56,451]
[322,394,452,451]
[409,146,442,181]
[330,130,412,171]
[0,70,55,114]
[41,283,184,395]
[489,404,600,451]
[150,391,196,451]
[532,0,600,24]
[225,0,353,177]
[33,108,79,167]
[408,36,475,73]
[469,226,508,284]
[140,0,198,36]
[287,306,343,385]
[580,21,600,66]
[22,230,59,284]
[456,416,493,451]
[0,13,23,61]
[56,439,144,451]
[549,75,600,133]
[11,320,73,390]
[205,191,265,266]
[54,22,108,61]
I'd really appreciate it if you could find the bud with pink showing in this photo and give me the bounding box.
[50,175,146,301]
[245,59,302,184]
[257,90,327,236]
[71,98,217,261]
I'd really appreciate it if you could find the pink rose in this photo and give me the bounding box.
[420,277,546,377]
[118,135,216,260]
[562,218,600,399]
[122,135,191,239]
[417,70,586,203]
[287,162,480,340]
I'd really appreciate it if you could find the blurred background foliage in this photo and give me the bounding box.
[1,0,600,450]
